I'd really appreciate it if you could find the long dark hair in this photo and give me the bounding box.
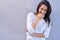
[34,0,52,24]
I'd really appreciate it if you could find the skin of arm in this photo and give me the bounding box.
[32,33,45,38]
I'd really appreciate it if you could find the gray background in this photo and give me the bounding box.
[0,0,60,40]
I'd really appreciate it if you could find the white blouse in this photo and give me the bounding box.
[26,12,51,40]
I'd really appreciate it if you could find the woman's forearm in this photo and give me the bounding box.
[32,33,45,38]
[32,18,39,29]
[25,28,45,38]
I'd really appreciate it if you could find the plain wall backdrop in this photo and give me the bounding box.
[0,0,60,40]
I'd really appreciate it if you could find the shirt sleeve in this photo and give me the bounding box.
[27,13,35,34]
[44,23,52,38]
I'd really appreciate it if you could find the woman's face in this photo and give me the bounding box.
[39,4,48,16]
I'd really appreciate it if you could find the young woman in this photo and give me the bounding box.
[26,0,52,40]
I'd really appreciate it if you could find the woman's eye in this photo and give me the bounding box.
[44,10,47,12]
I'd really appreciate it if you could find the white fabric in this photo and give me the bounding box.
[26,12,51,40]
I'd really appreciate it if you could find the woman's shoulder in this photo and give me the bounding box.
[27,12,35,17]
[27,12,34,16]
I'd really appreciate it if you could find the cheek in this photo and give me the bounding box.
[45,11,47,14]
[42,11,47,16]
[43,10,47,14]
[44,9,48,14]
[44,11,47,14]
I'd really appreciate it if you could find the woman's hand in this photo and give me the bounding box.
[37,13,44,20]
